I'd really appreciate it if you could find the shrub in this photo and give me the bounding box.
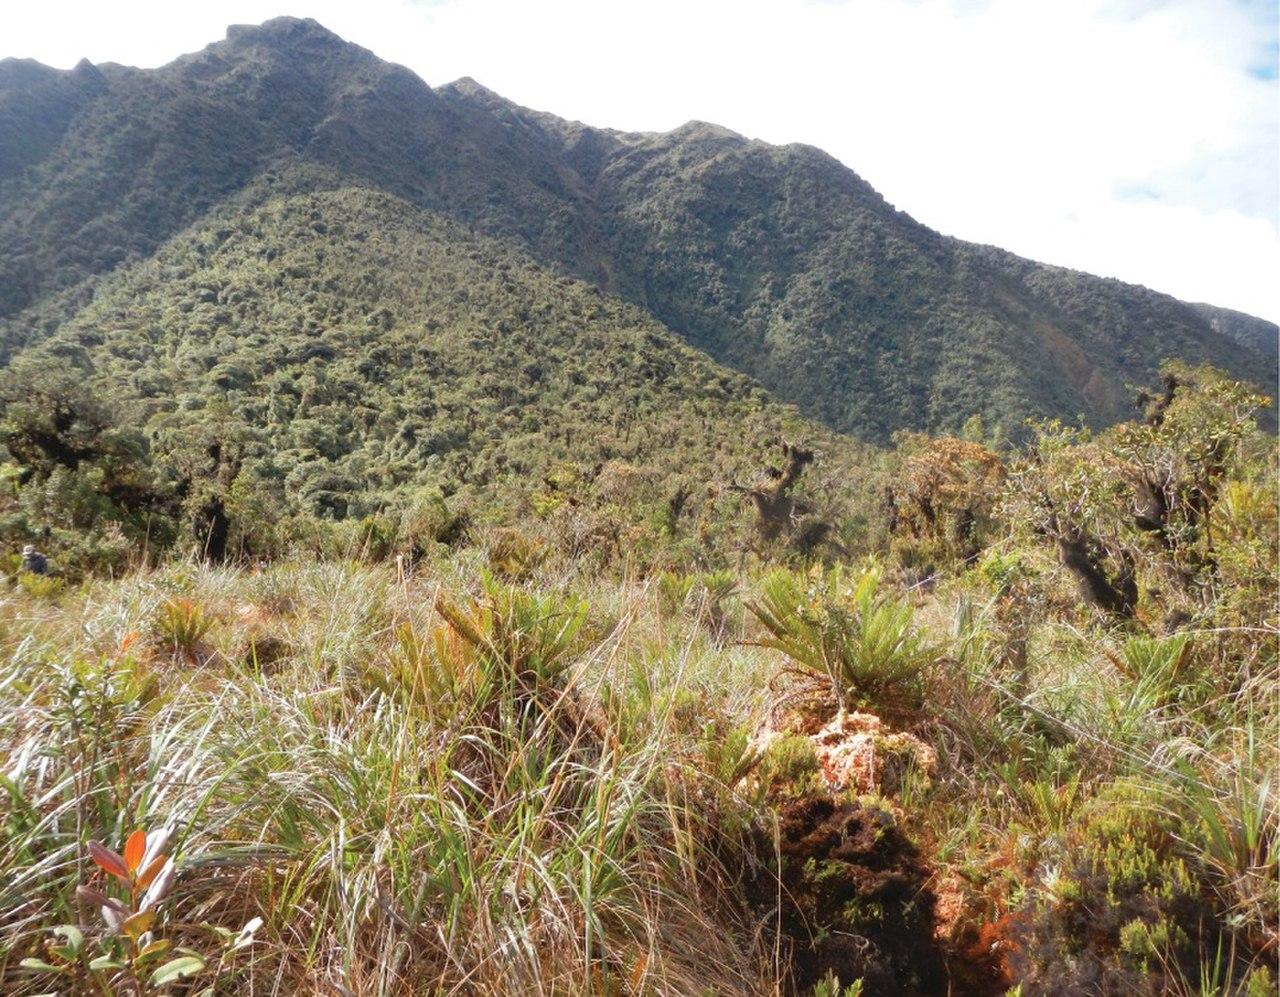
[485,527,547,580]
[17,571,64,598]
[885,433,1006,569]
[1007,779,1248,993]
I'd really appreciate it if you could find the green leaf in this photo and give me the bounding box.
[19,958,66,973]
[52,924,84,954]
[89,956,127,971]
[150,955,206,986]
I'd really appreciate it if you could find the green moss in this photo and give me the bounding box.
[760,734,823,796]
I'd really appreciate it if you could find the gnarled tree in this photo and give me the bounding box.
[728,441,843,557]
[729,441,815,540]
[1005,361,1269,619]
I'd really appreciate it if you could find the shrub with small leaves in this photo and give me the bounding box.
[17,571,64,598]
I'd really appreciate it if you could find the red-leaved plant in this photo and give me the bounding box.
[22,827,242,991]
[80,828,176,937]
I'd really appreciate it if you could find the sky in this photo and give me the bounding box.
[7,0,1279,323]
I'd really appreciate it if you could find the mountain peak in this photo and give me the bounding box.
[671,120,742,141]
[442,76,512,106]
[224,17,349,52]
[70,57,104,84]
[446,76,493,96]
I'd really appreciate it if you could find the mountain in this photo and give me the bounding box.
[0,16,1273,444]
[1189,303,1278,364]
[4,180,856,520]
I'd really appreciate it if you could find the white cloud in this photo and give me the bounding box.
[6,0,1278,321]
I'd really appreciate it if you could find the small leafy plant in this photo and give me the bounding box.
[22,828,262,993]
[22,828,201,990]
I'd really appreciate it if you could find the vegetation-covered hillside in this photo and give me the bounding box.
[1,366,1275,995]
[0,16,1275,996]
[0,178,876,574]
[1,17,1272,440]
[1191,302,1280,364]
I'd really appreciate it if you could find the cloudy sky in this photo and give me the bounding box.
[8,0,1279,322]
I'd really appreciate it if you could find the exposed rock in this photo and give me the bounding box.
[750,707,936,798]
[811,709,937,796]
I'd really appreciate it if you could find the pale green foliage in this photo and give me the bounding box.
[813,971,864,997]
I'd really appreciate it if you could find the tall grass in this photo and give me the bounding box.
[2,551,1274,994]
[1,561,774,995]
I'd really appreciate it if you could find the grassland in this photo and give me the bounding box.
[2,513,1274,994]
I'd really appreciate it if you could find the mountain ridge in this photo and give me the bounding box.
[0,16,1272,442]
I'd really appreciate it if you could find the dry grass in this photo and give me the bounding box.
[1,552,1275,994]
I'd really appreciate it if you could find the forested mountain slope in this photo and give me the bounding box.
[6,183,850,526]
[0,16,1272,440]
[1190,302,1278,363]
